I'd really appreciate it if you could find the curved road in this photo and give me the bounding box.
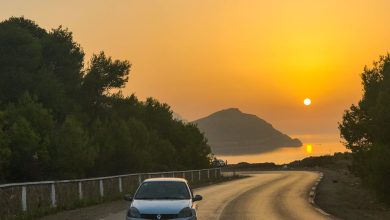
[195,171,331,220]
[102,171,332,220]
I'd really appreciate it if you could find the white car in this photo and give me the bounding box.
[125,178,202,220]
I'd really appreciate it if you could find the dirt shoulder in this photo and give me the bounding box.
[315,168,390,220]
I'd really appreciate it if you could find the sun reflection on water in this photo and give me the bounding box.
[306,144,313,154]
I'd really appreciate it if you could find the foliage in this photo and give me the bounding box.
[0,112,11,182]
[0,17,211,183]
[53,116,96,179]
[288,152,351,168]
[339,54,390,202]
[2,94,54,181]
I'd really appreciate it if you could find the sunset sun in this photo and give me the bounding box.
[304,98,311,106]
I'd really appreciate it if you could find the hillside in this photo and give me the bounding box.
[194,108,302,155]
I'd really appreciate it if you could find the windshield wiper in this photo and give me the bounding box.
[158,197,188,200]
[135,197,156,200]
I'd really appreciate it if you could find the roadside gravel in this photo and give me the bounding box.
[315,168,390,220]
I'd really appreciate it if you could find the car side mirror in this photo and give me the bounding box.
[193,195,202,202]
[124,194,133,202]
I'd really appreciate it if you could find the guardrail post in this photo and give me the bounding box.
[99,180,104,197]
[215,169,217,178]
[78,182,83,200]
[199,170,201,181]
[118,177,123,193]
[182,172,185,178]
[51,183,56,208]
[21,186,27,211]
[138,175,142,185]
[191,171,194,182]
[208,170,210,179]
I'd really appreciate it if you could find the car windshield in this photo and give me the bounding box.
[134,181,191,200]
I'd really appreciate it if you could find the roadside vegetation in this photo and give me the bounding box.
[339,54,390,203]
[0,17,212,183]
[288,152,351,168]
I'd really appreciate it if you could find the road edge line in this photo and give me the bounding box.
[309,172,332,217]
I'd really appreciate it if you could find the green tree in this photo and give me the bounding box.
[150,136,177,170]
[82,52,131,118]
[0,18,43,103]
[0,112,11,182]
[39,26,85,118]
[42,26,84,96]
[339,54,390,202]
[53,116,96,179]
[3,94,54,181]
[0,18,84,119]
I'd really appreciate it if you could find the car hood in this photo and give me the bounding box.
[131,199,192,214]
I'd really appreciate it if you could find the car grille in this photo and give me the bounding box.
[140,214,179,219]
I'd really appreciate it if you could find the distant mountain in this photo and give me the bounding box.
[193,108,302,155]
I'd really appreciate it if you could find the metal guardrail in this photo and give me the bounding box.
[0,168,222,219]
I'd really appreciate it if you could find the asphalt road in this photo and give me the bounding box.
[103,171,331,220]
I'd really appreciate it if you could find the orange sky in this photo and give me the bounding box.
[2,0,390,135]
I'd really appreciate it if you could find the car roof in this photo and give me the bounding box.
[143,177,188,183]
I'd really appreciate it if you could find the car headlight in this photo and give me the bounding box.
[127,207,141,218]
[178,207,193,218]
